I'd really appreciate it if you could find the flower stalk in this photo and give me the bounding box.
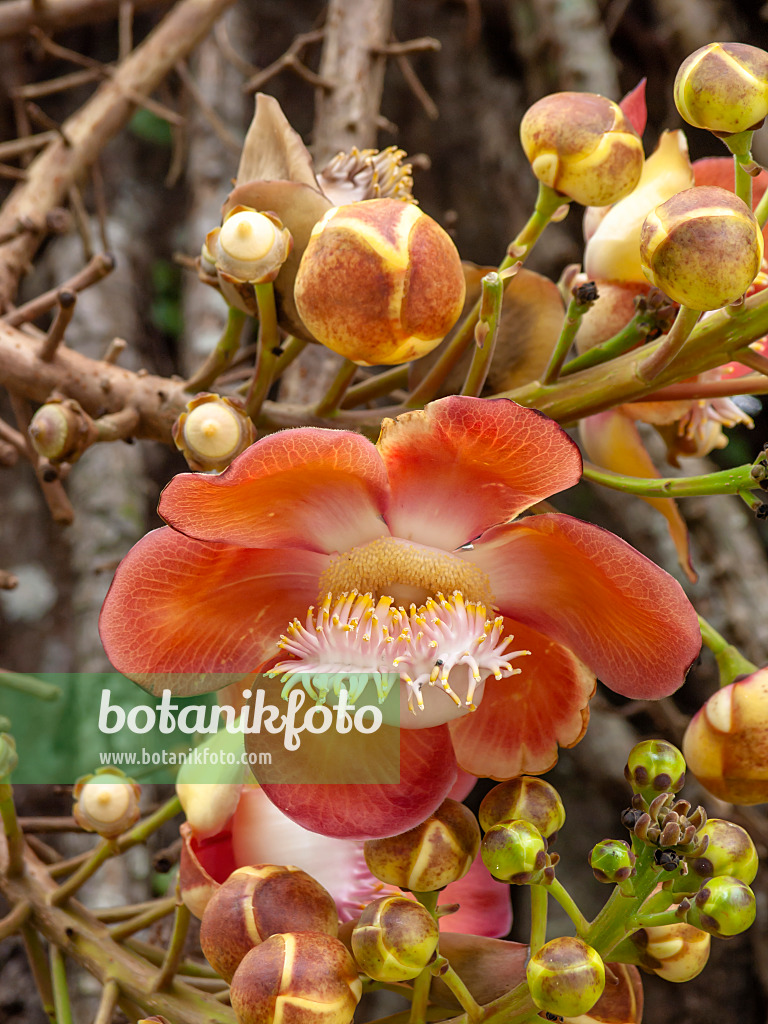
[50,944,74,1024]
[698,614,758,686]
[185,306,248,393]
[541,282,598,385]
[245,282,282,420]
[636,304,701,382]
[461,271,505,397]
[581,459,758,498]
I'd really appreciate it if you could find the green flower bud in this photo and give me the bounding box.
[526,937,606,1018]
[480,819,548,884]
[640,186,764,311]
[624,740,686,803]
[685,876,756,937]
[364,799,480,893]
[478,776,565,841]
[589,839,635,884]
[520,92,643,207]
[351,896,438,982]
[172,393,256,473]
[0,734,18,777]
[674,43,768,135]
[685,819,758,886]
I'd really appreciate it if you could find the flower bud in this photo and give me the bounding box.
[685,876,756,937]
[351,895,438,982]
[519,92,643,207]
[293,199,466,366]
[684,819,758,886]
[589,839,635,884]
[674,43,768,135]
[0,733,18,777]
[480,819,548,884]
[526,937,606,1018]
[683,667,768,804]
[204,207,292,285]
[632,922,711,982]
[29,398,96,464]
[172,393,256,473]
[363,799,480,892]
[478,777,565,841]
[230,932,361,1024]
[72,769,141,839]
[640,185,764,311]
[199,865,338,982]
[624,740,686,804]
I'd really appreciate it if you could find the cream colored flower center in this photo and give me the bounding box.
[219,210,277,262]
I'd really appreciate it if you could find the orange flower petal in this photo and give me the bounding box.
[377,397,582,549]
[159,428,390,554]
[449,618,594,778]
[99,527,328,695]
[465,516,701,699]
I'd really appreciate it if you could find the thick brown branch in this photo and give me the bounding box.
[0,0,169,42]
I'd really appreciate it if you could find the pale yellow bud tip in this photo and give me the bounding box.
[219,211,277,262]
[183,403,241,460]
[79,782,133,825]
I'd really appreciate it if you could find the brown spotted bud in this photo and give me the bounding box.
[29,398,96,464]
[293,199,466,366]
[526,937,606,1018]
[363,798,480,892]
[683,667,768,804]
[683,819,758,887]
[72,769,141,839]
[478,776,565,841]
[674,43,768,136]
[640,185,764,311]
[351,895,439,982]
[229,932,361,1024]
[172,393,256,473]
[519,92,643,207]
[480,819,549,884]
[632,922,711,982]
[199,865,338,982]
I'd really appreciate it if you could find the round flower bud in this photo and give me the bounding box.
[72,769,141,839]
[478,776,565,841]
[230,932,361,1024]
[640,186,764,311]
[293,198,466,366]
[589,839,635,884]
[199,865,338,982]
[684,819,758,886]
[633,922,711,982]
[683,667,768,804]
[204,206,292,285]
[674,43,768,135]
[685,876,756,937]
[363,799,480,892]
[526,937,606,1018]
[172,393,256,473]
[624,740,686,803]
[0,733,18,776]
[480,819,548,884]
[29,399,96,464]
[519,92,643,207]
[351,895,439,982]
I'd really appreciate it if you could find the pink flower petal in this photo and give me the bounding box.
[160,427,390,554]
[99,527,328,694]
[620,78,647,137]
[449,618,594,778]
[438,854,512,938]
[466,516,701,699]
[377,397,582,549]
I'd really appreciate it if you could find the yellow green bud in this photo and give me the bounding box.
[674,43,768,135]
[293,198,466,366]
[351,896,438,982]
[363,798,480,892]
[519,92,643,207]
[624,739,686,803]
[29,398,96,464]
[172,393,256,473]
[685,819,758,886]
[478,776,565,840]
[480,819,548,884]
[589,839,635,885]
[685,876,756,937]
[526,937,606,1018]
[633,922,711,982]
[640,185,764,311]
[0,733,18,776]
[72,769,141,839]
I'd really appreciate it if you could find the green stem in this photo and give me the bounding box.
[120,794,182,846]
[755,185,768,229]
[636,304,701,382]
[410,891,440,1024]
[0,670,61,701]
[432,962,483,1022]
[0,779,24,876]
[542,287,596,385]
[152,892,192,991]
[93,979,120,1024]
[109,896,177,941]
[585,845,659,958]
[698,614,758,686]
[50,945,74,1024]
[245,282,281,420]
[125,938,222,978]
[462,271,505,397]
[22,924,56,1024]
[185,306,247,392]
[341,365,409,408]
[528,884,548,955]
[271,334,309,379]
[541,878,590,937]
[314,358,359,417]
[724,131,755,210]
[629,908,687,929]
[581,459,756,498]
[559,309,658,376]
[509,182,570,263]
[50,839,116,905]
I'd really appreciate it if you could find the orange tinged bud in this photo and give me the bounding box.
[200,865,338,982]
[520,92,643,207]
[293,199,466,366]
[229,932,361,1024]
[675,43,768,136]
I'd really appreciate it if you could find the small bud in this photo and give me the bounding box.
[633,922,711,982]
[293,199,466,366]
[478,777,565,841]
[674,43,768,136]
[683,819,758,886]
[683,667,768,804]
[640,186,764,311]
[685,876,756,937]
[624,740,686,803]
[176,781,243,839]
[72,769,141,839]
[351,895,439,982]
[172,393,256,473]
[205,207,292,286]
[200,865,338,982]
[526,937,606,1018]
[0,733,18,776]
[480,819,548,884]
[363,798,480,892]
[230,932,361,1024]
[29,399,96,464]
[519,92,643,207]
[589,839,635,884]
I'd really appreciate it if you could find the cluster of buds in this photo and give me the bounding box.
[478,777,563,884]
[172,393,256,473]
[72,768,141,839]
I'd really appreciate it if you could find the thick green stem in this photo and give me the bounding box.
[0,670,61,701]
[341,365,409,408]
[698,614,758,686]
[22,923,56,1024]
[185,306,247,392]
[560,309,657,376]
[528,884,548,955]
[433,962,483,1022]
[109,896,177,941]
[315,358,359,417]
[245,282,281,420]
[585,846,659,958]
[541,878,590,937]
[724,131,755,209]
[50,945,74,1024]
[152,892,192,991]
[461,271,505,397]
[509,182,570,262]
[636,304,701,382]
[410,891,440,1024]
[0,780,24,876]
[581,460,756,498]
[755,185,768,229]
[542,287,596,385]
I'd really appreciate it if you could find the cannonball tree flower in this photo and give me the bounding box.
[99,397,700,839]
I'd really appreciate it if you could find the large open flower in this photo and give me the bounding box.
[100,396,699,839]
